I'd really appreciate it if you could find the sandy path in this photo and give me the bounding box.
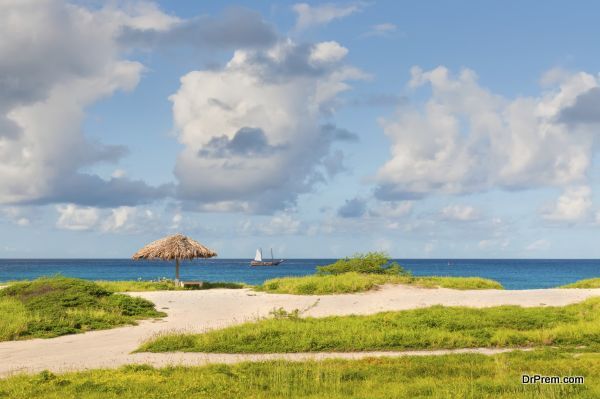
[0,286,598,377]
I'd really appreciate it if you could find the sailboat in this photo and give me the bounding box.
[250,248,284,266]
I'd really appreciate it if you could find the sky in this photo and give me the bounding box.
[2,0,600,258]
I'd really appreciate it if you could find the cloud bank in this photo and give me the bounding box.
[171,39,364,213]
[376,66,600,200]
[0,1,279,208]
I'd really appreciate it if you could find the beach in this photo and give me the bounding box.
[1,285,599,377]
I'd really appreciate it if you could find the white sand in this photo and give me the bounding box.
[0,286,598,377]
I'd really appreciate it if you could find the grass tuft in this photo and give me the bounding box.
[0,276,165,342]
[0,350,597,398]
[95,280,246,292]
[256,272,502,295]
[138,297,600,353]
[562,278,600,288]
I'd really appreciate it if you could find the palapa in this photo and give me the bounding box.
[132,233,217,281]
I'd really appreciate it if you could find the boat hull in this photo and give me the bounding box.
[250,260,284,266]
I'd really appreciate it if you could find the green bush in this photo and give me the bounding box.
[0,276,165,341]
[316,252,410,276]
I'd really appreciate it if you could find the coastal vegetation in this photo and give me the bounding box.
[138,297,600,353]
[0,350,597,398]
[0,277,164,341]
[1,278,246,292]
[96,280,246,292]
[562,278,600,289]
[255,273,502,294]
[255,252,503,294]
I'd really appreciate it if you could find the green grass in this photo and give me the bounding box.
[138,297,600,353]
[410,276,504,290]
[0,350,597,398]
[562,278,600,289]
[255,272,502,295]
[95,280,246,292]
[0,277,165,342]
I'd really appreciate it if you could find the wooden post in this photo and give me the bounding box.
[175,259,180,282]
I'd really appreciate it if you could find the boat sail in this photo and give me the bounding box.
[250,248,284,266]
[254,249,262,262]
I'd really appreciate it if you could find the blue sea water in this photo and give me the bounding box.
[0,259,598,290]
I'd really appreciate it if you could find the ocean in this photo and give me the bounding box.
[0,258,598,290]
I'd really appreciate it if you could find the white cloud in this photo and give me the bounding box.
[55,203,165,233]
[0,0,176,207]
[261,214,302,235]
[112,1,181,31]
[526,239,550,251]
[370,201,413,218]
[1,207,31,226]
[111,169,127,179]
[0,1,276,208]
[542,186,592,222]
[56,204,100,231]
[376,66,599,200]
[16,218,30,226]
[440,204,480,221]
[171,212,183,230]
[292,2,363,30]
[363,23,397,37]
[309,41,349,66]
[239,214,302,235]
[101,206,136,232]
[171,39,364,212]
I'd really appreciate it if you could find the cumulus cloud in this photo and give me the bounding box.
[0,1,281,209]
[56,204,100,231]
[375,66,599,200]
[309,41,349,65]
[55,203,168,233]
[101,206,137,232]
[542,186,592,222]
[171,39,364,213]
[0,0,178,207]
[337,197,367,218]
[292,2,363,30]
[440,204,480,222]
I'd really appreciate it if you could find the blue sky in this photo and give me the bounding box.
[1,0,600,258]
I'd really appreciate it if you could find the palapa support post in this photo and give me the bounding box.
[175,258,180,283]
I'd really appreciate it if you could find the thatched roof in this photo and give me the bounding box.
[132,234,217,261]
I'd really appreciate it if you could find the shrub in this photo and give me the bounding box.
[316,252,410,276]
[0,276,165,341]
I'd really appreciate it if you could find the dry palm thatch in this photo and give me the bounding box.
[132,234,217,281]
